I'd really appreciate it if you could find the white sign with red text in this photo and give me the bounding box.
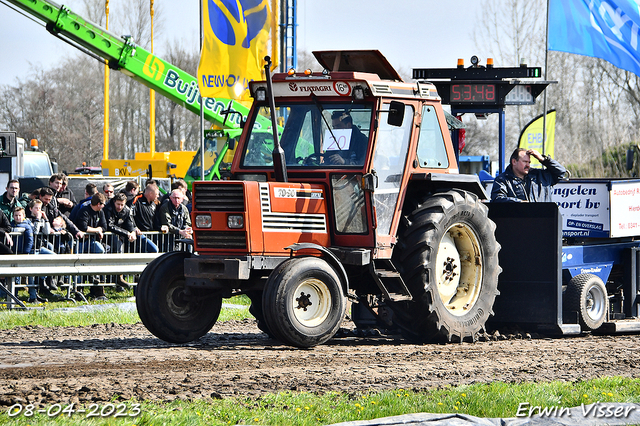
[610,181,640,238]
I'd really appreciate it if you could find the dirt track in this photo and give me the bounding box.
[0,319,639,407]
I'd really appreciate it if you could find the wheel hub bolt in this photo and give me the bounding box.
[296,292,313,311]
[442,257,458,281]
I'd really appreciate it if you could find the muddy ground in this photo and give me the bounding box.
[0,319,639,407]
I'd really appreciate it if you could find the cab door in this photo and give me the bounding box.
[371,102,415,257]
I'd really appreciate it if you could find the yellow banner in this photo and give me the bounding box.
[518,110,556,168]
[198,0,270,102]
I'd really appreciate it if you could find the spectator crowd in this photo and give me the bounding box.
[0,175,192,303]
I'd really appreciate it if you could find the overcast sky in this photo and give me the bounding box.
[0,0,484,84]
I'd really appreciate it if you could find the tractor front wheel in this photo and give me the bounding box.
[262,257,346,347]
[136,251,222,343]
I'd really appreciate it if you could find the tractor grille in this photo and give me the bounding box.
[196,231,247,249]
[193,183,245,211]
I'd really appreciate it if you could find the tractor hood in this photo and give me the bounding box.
[312,50,404,82]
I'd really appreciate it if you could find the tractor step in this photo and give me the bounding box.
[377,270,401,279]
[370,260,413,302]
[387,293,412,302]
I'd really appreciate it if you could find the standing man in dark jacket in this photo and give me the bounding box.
[0,180,26,221]
[73,193,108,255]
[73,193,108,300]
[48,173,76,216]
[133,183,159,232]
[69,183,98,223]
[0,209,13,254]
[491,148,567,203]
[156,189,192,252]
[105,193,158,254]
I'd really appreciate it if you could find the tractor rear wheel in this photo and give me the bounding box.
[563,273,608,331]
[136,251,222,343]
[262,257,346,347]
[391,190,501,342]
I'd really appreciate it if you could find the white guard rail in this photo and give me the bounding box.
[0,253,161,277]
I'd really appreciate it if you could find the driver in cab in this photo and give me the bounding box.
[324,111,368,166]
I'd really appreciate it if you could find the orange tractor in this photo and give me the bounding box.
[136,51,501,347]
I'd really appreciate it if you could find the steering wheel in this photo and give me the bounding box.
[303,153,322,166]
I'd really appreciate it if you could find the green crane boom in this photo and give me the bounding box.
[3,0,247,129]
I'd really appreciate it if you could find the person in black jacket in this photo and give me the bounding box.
[105,193,158,254]
[49,173,76,217]
[73,193,107,255]
[73,193,108,300]
[324,110,369,166]
[0,209,13,254]
[69,183,98,223]
[491,148,567,203]
[133,184,159,232]
[0,209,15,301]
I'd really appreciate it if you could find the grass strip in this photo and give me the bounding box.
[0,294,251,329]
[1,377,638,425]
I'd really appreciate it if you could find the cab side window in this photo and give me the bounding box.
[416,106,449,169]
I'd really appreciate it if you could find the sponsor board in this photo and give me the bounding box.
[551,182,610,238]
[552,180,640,238]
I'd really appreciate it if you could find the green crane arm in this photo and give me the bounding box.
[3,0,251,130]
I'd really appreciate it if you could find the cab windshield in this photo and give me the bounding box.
[241,102,373,168]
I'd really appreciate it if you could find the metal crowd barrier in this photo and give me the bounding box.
[0,230,191,308]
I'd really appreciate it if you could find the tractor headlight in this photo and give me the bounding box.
[195,214,212,228]
[227,214,244,229]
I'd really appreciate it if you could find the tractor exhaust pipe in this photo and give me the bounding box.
[263,56,288,183]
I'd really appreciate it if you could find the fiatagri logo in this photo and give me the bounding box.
[287,81,352,96]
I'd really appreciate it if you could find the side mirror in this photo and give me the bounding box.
[228,138,237,151]
[387,101,405,127]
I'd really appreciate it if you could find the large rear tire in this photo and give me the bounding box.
[262,257,346,347]
[391,190,501,342]
[136,251,222,343]
[563,273,608,331]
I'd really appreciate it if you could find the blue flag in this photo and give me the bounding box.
[549,0,640,76]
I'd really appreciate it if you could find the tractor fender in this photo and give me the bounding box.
[284,243,349,295]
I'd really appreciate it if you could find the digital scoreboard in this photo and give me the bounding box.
[413,65,552,108]
[450,84,496,103]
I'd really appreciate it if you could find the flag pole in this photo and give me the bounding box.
[199,0,205,181]
[150,0,156,156]
[103,0,109,161]
[542,0,550,156]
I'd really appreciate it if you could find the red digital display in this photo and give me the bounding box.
[450,84,496,103]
